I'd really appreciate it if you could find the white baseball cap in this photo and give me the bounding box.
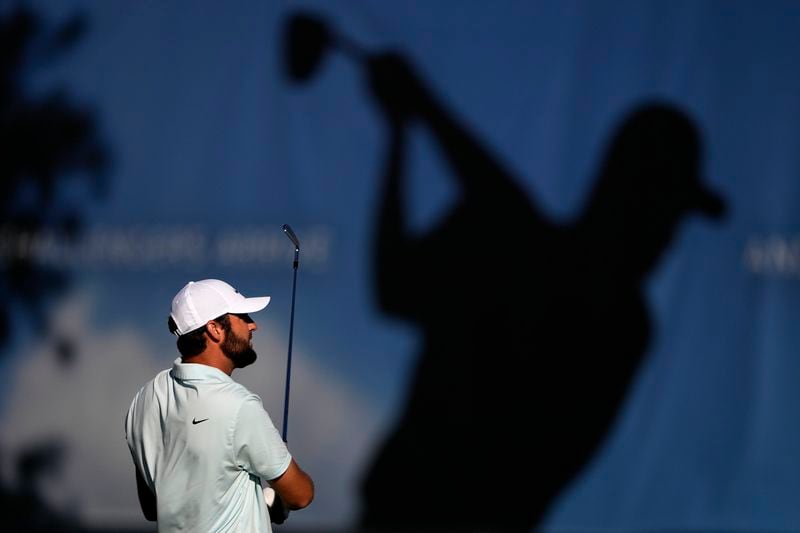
[170,279,271,336]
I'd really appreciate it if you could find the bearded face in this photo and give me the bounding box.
[221,325,257,368]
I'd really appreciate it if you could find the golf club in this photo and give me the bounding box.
[283,11,367,85]
[281,224,300,442]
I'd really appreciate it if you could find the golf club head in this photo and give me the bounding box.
[282,224,300,251]
[283,11,331,83]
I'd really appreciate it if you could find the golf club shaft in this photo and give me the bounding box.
[281,224,300,442]
[282,263,297,442]
[335,32,367,62]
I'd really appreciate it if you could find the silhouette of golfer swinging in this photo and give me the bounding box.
[283,13,726,532]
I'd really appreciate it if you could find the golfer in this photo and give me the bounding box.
[125,279,314,531]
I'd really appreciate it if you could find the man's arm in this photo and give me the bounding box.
[134,466,157,522]
[235,397,314,519]
[367,53,533,207]
[267,458,314,510]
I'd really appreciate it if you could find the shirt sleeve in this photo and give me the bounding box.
[233,395,292,481]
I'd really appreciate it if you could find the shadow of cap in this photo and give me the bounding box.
[609,101,727,221]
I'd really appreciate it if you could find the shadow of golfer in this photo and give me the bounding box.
[357,53,726,532]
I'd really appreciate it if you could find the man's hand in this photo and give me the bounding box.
[262,458,313,525]
[264,486,290,524]
[366,52,426,125]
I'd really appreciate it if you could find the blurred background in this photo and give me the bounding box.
[1,1,799,531]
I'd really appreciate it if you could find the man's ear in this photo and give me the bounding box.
[206,320,224,343]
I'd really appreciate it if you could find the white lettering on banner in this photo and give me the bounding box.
[0,224,331,272]
[743,235,800,278]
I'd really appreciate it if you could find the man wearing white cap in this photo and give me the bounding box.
[125,279,314,532]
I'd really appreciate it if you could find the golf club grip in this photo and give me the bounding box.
[282,224,300,250]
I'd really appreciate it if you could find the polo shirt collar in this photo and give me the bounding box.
[170,358,233,383]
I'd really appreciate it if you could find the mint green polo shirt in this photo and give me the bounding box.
[125,359,291,532]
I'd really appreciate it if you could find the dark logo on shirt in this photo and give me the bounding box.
[192,417,209,425]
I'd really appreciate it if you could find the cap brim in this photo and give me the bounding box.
[230,296,271,314]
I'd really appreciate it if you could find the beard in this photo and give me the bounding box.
[221,330,257,369]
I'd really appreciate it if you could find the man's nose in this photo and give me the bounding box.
[249,321,258,332]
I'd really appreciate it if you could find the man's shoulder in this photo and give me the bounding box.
[131,368,172,399]
[198,381,264,428]
[216,379,261,405]
[129,366,261,415]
